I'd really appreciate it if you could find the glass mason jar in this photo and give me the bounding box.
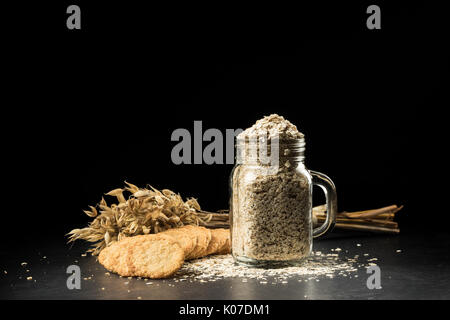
[229,136,337,267]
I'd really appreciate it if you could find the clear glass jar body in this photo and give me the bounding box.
[230,138,336,267]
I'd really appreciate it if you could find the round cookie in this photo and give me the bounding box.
[205,228,230,256]
[183,226,211,260]
[98,237,135,276]
[215,229,231,254]
[179,225,201,259]
[160,227,197,258]
[126,235,184,279]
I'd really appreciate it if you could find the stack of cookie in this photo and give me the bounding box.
[98,226,230,279]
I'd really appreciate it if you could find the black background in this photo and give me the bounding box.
[2,1,449,246]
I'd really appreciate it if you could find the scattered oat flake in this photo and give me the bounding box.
[105,272,110,276]
[21,262,27,266]
[173,254,366,284]
[137,297,142,300]
[27,277,32,281]
[3,271,7,274]
[357,244,361,247]
[174,254,366,283]
[396,250,402,253]
[81,253,87,257]
[53,245,366,286]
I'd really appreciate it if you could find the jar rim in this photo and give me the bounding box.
[235,136,305,164]
[236,136,305,145]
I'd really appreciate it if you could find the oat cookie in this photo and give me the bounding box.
[126,234,184,278]
[205,228,230,256]
[216,229,231,254]
[160,226,197,258]
[98,237,134,276]
[183,225,211,260]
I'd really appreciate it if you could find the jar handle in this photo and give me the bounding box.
[310,170,337,238]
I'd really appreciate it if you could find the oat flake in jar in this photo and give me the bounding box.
[230,114,337,267]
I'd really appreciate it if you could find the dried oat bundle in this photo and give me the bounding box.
[67,182,212,255]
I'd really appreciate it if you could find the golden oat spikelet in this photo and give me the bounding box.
[67,182,212,255]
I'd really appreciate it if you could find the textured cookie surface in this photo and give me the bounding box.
[183,226,211,260]
[160,226,196,258]
[126,235,184,278]
[215,228,231,254]
[205,228,229,256]
[98,237,134,276]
